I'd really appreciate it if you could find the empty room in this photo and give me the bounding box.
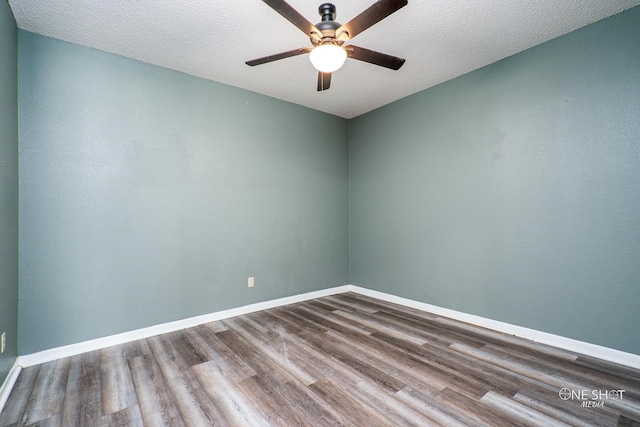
[1,0,639,425]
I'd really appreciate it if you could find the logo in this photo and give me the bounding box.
[558,388,573,400]
[558,387,625,408]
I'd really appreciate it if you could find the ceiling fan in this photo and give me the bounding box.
[246,0,408,91]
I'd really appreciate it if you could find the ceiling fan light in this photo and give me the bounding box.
[309,44,347,73]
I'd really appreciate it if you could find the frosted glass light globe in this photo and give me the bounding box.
[309,44,347,73]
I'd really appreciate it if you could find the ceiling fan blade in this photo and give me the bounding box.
[246,47,313,66]
[336,0,408,41]
[262,0,322,40]
[346,45,405,70]
[317,72,332,91]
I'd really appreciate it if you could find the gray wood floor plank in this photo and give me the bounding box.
[618,414,640,427]
[603,396,640,422]
[481,390,573,427]
[171,331,212,368]
[347,380,435,427]
[300,329,408,393]
[261,323,365,388]
[396,386,487,427]
[301,299,346,314]
[333,309,428,346]
[146,334,228,427]
[485,342,640,399]
[309,296,368,314]
[25,413,60,427]
[434,314,580,361]
[215,329,344,426]
[241,314,338,385]
[334,293,438,320]
[267,306,329,335]
[372,309,489,348]
[315,308,533,398]
[576,354,640,381]
[263,378,345,427]
[99,345,137,417]
[247,310,304,336]
[370,331,495,399]
[129,353,186,427]
[232,375,310,427]
[0,366,40,426]
[201,320,228,334]
[119,339,151,360]
[452,342,624,398]
[3,292,640,426]
[260,306,411,393]
[99,404,144,427]
[191,361,270,426]
[192,324,258,383]
[436,386,518,427]
[214,327,300,388]
[61,352,101,426]
[325,330,449,394]
[322,295,379,313]
[224,316,319,386]
[512,388,618,427]
[21,358,70,425]
[308,379,396,427]
[297,303,377,335]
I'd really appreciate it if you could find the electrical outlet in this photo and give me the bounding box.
[248,277,254,288]
[1,332,5,354]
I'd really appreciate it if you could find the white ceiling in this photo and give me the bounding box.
[8,0,640,118]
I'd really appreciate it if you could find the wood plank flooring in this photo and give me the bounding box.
[1,292,639,426]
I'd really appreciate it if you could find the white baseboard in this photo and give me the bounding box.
[0,359,22,416]
[15,283,640,373]
[346,285,640,370]
[18,285,351,368]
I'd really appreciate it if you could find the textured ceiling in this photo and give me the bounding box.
[8,0,640,118]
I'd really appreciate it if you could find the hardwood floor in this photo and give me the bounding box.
[1,292,639,426]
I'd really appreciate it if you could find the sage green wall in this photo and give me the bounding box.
[349,7,640,355]
[14,6,640,358]
[0,0,19,383]
[18,31,349,354]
